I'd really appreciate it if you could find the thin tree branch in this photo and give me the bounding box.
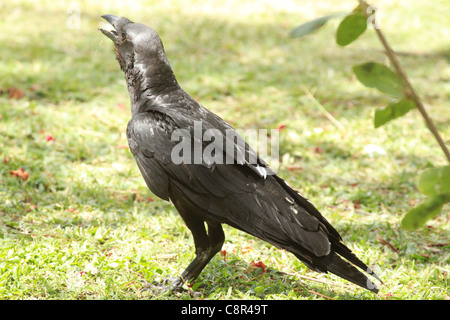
[359,0,450,163]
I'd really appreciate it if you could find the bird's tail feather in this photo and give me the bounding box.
[332,241,383,284]
[294,242,382,293]
[326,252,379,294]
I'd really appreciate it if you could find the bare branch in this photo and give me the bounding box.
[359,0,450,163]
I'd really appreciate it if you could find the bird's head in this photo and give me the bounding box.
[99,15,179,112]
[99,14,169,73]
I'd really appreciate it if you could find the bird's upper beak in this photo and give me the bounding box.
[99,14,120,43]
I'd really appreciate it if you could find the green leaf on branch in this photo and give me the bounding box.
[401,166,450,230]
[374,98,415,128]
[417,166,450,196]
[290,12,348,38]
[353,62,404,97]
[336,9,367,46]
[401,194,450,230]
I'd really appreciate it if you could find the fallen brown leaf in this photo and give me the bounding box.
[249,260,266,272]
[9,167,29,180]
[7,87,24,99]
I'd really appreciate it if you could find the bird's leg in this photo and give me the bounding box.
[170,221,225,292]
[143,215,209,294]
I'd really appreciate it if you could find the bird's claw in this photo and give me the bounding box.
[141,276,203,298]
[141,276,185,294]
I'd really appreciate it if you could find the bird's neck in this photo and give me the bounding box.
[124,58,179,116]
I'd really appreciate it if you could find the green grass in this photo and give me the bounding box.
[0,0,449,300]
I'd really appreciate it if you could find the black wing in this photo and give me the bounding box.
[126,107,340,260]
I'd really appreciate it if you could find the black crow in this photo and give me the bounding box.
[99,14,381,294]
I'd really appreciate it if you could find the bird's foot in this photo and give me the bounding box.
[141,276,183,293]
[141,276,202,298]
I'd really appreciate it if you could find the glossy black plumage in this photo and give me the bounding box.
[99,15,381,294]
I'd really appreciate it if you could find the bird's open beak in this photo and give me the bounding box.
[99,14,120,43]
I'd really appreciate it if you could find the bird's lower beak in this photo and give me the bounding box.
[99,14,120,43]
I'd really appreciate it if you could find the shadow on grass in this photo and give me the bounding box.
[147,240,383,300]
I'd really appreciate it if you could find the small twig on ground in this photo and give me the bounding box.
[302,86,345,130]
[376,235,400,254]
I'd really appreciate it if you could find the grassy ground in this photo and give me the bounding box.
[0,0,449,300]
